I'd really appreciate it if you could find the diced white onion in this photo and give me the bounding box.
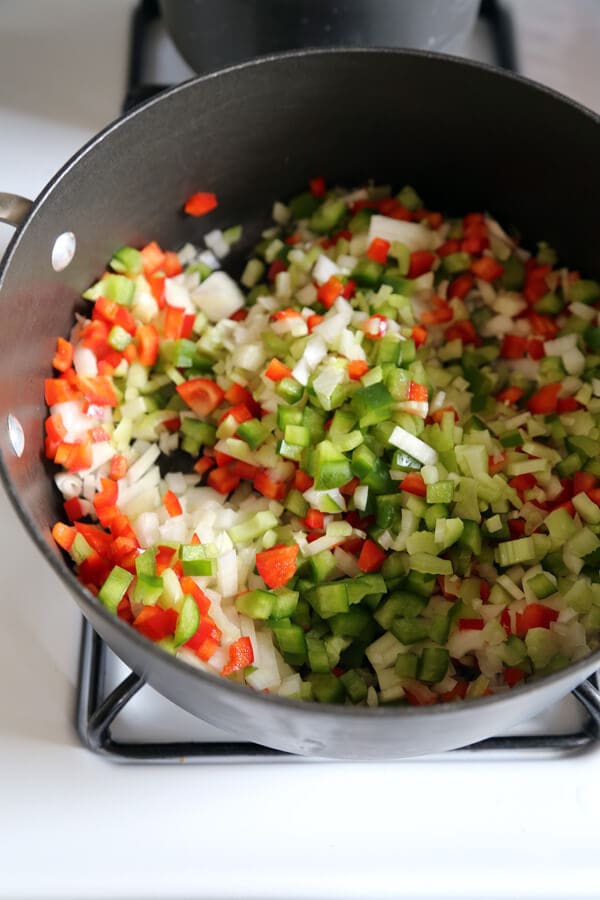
[388,426,438,465]
[367,215,434,251]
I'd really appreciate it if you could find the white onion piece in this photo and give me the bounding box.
[313,253,340,285]
[73,345,98,376]
[388,426,438,465]
[367,215,434,251]
[192,271,245,321]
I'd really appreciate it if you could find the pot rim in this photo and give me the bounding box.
[1,45,598,724]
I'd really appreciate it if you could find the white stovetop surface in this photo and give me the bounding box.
[2,3,600,898]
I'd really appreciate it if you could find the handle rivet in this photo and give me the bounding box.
[51,231,76,272]
[7,414,24,457]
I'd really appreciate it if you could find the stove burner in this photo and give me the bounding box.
[77,621,600,763]
[75,0,600,764]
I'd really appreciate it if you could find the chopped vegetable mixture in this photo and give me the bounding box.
[46,180,600,706]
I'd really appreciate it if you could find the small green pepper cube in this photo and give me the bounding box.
[391,617,430,644]
[276,377,304,405]
[313,439,352,490]
[340,669,368,703]
[108,324,132,351]
[133,573,164,607]
[418,647,450,683]
[306,582,349,619]
[180,545,215,576]
[284,424,311,447]
[235,589,274,620]
[110,245,144,276]
[396,185,422,211]
[271,621,307,665]
[237,418,269,450]
[271,588,299,620]
[352,382,393,428]
[83,273,135,307]
[174,594,200,647]
[306,635,331,673]
[426,480,455,505]
[310,673,345,704]
[135,547,157,577]
[394,652,419,679]
[309,198,346,234]
[288,191,319,220]
[99,565,134,614]
[568,279,600,304]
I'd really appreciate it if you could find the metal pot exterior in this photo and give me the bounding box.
[1,50,599,758]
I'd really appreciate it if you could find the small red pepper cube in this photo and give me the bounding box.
[366,237,391,265]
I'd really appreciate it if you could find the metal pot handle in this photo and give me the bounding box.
[0,192,33,228]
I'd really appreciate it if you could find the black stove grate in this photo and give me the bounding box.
[75,0,600,764]
[77,621,600,763]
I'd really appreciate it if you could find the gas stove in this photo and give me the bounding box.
[2,2,600,898]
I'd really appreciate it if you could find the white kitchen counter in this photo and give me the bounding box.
[1,3,600,898]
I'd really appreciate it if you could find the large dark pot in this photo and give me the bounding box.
[1,49,599,758]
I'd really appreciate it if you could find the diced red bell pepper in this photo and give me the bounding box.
[193,455,215,476]
[496,386,524,405]
[508,518,526,538]
[180,576,212,615]
[470,256,504,282]
[448,272,474,300]
[304,509,325,530]
[515,603,559,637]
[527,338,545,360]
[348,359,369,381]
[317,275,344,309]
[140,241,166,276]
[133,606,178,641]
[408,250,436,279]
[458,618,485,631]
[137,324,159,366]
[155,545,177,575]
[444,320,480,346]
[557,397,581,413]
[52,337,74,373]
[264,358,293,382]
[436,239,461,258]
[420,298,452,325]
[207,466,241,495]
[294,468,313,492]
[528,313,558,339]
[176,377,225,416]
[367,237,391,265]
[74,375,118,407]
[148,272,166,307]
[163,490,183,517]
[399,473,427,497]
[573,471,597,494]
[54,439,93,472]
[307,314,324,332]
[44,378,80,406]
[52,521,76,551]
[523,264,551,304]
[503,666,526,687]
[183,191,218,217]
[267,258,287,283]
[309,176,326,198]
[527,382,561,415]
[403,681,438,706]
[256,544,299,588]
[411,325,428,347]
[254,469,289,500]
[222,636,254,676]
[407,381,428,402]
[440,680,469,702]
[488,452,507,475]
[163,304,185,340]
[357,539,386,573]
[163,251,183,277]
[500,334,527,359]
